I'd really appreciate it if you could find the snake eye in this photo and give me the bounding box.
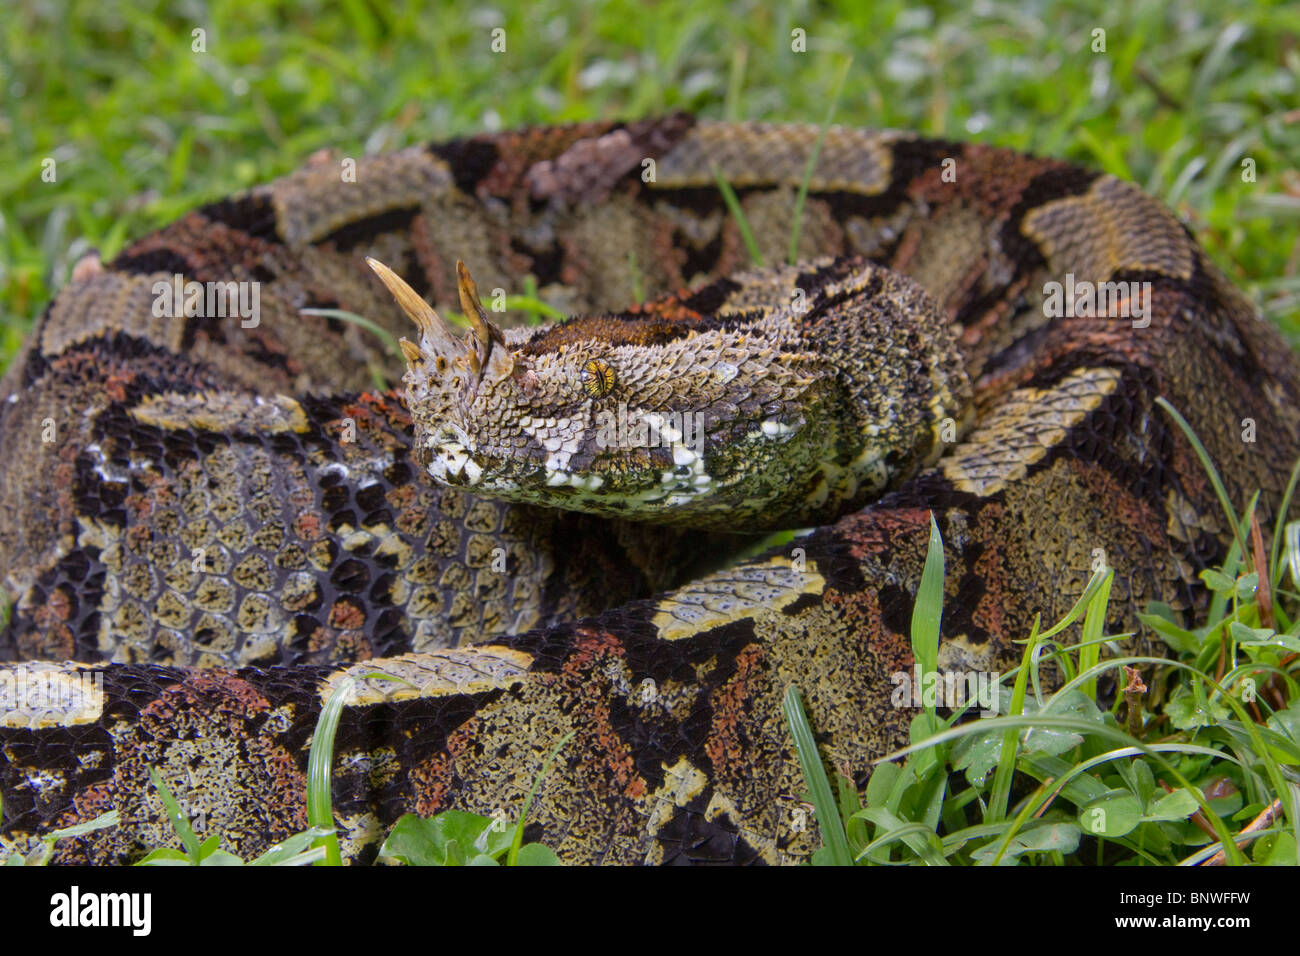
[580,358,616,398]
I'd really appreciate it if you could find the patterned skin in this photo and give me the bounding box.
[1,115,1298,864]
[382,255,970,530]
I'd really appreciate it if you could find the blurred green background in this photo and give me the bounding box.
[1,0,1298,371]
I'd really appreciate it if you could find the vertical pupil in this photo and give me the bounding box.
[583,360,612,396]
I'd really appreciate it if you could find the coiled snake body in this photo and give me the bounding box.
[1,115,1298,864]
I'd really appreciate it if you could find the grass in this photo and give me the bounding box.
[785,405,1300,866]
[2,673,568,866]
[2,0,1299,369]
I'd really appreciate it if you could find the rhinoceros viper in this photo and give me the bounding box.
[1,114,1298,865]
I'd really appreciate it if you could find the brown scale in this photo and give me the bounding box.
[2,117,1300,866]
[519,312,702,354]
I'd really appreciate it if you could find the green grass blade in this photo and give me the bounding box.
[1271,454,1300,593]
[1155,397,1248,561]
[1077,569,1114,701]
[503,295,566,322]
[626,249,645,305]
[300,307,400,357]
[1287,522,1300,591]
[851,810,947,865]
[884,706,1246,862]
[986,774,1058,865]
[147,767,200,862]
[724,44,747,122]
[1190,23,1246,106]
[507,730,575,867]
[788,55,852,265]
[986,616,1039,823]
[1026,567,1110,643]
[711,164,763,267]
[911,513,945,722]
[40,810,119,844]
[307,677,353,866]
[783,686,853,865]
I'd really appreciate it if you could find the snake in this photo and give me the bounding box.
[1,114,1298,865]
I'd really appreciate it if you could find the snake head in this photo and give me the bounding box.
[369,255,531,486]
[370,256,970,531]
[370,256,561,491]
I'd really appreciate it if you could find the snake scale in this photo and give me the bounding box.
[2,114,1298,865]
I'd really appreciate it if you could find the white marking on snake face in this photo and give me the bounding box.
[712,362,739,384]
[425,423,480,484]
[542,466,601,490]
[444,451,468,477]
[521,414,583,474]
[428,440,470,480]
[643,412,683,445]
[543,434,582,475]
[761,419,794,438]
